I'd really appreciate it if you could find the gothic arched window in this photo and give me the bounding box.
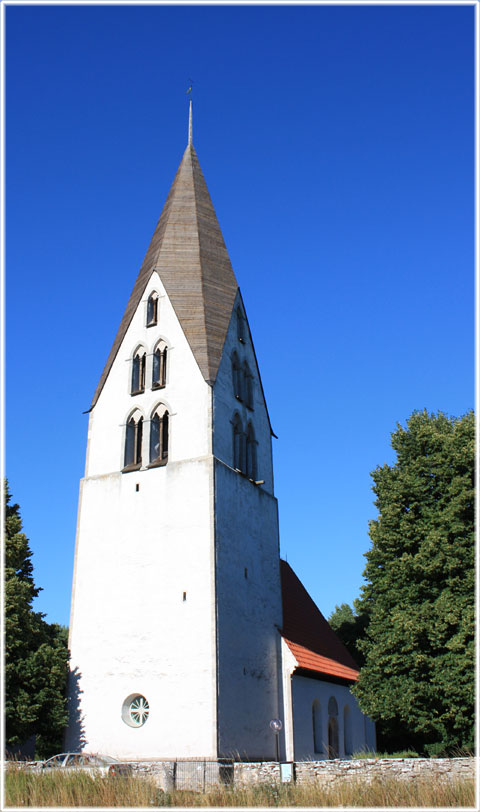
[312,700,323,754]
[236,307,245,343]
[244,361,253,409]
[232,352,242,401]
[131,347,146,395]
[233,413,245,473]
[149,404,169,466]
[147,292,159,327]
[152,341,168,389]
[246,422,257,481]
[124,411,143,470]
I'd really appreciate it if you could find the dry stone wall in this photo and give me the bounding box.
[233,758,474,786]
[18,757,474,792]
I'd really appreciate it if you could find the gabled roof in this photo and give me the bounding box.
[280,560,359,683]
[91,142,239,408]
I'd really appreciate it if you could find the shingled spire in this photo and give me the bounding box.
[91,109,239,408]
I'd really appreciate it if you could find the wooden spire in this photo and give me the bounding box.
[90,143,239,408]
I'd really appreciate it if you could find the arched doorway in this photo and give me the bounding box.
[312,700,322,754]
[328,697,339,758]
[344,705,353,756]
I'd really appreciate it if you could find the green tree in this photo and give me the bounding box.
[5,481,69,757]
[353,410,474,756]
[328,600,368,667]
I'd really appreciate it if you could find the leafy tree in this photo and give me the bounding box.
[353,411,474,756]
[5,481,69,757]
[328,600,368,667]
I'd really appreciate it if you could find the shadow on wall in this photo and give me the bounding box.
[5,735,36,760]
[65,667,86,751]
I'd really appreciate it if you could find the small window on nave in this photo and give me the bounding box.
[149,404,169,467]
[312,700,323,754]
[147,292,159,327]
[131,348,146,395]
[123,411,143,471]
[152,341,167,389]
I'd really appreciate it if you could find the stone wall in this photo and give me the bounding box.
[233,758,475,786]
[18,757,474,792]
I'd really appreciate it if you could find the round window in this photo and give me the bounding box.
[122,694,149,728]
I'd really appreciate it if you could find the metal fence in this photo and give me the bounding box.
[164,759,234,791]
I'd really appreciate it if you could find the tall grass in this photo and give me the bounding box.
[4,767,475,808]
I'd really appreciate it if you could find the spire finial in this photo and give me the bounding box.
[186,81,193,146]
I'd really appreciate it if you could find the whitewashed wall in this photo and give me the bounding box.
[67,272,218,759]
[290,674,376,761]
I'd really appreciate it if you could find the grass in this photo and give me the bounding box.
[4,767,476,807]
[352,749,420,759]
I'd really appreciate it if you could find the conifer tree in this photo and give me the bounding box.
[353,411,474,755]
[5,481,69,757]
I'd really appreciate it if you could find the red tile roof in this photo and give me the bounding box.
[283,639,360,682]
[280,560,359,682]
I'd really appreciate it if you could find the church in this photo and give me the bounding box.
[66,104,376,762]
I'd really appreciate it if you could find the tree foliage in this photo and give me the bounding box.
[5,481,69,757]
[353,410,474,756]
[328,600,368,667]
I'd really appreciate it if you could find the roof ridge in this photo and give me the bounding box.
[188,145,211,380]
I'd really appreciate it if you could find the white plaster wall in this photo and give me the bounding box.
[213,291,274,494]
[67,272,217,758]
[67,459,217,758]
[290,675,376,761]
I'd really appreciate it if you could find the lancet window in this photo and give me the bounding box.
[232,352,242,400]
[233,413,245,473]
[236,306,246,343]
[246,422,257,480]
[147,292,159,327]
[152,341,168,389]
[124,411,143,470]
[149,404,169,466]
[131,347,146,395]
[244,361,254,409]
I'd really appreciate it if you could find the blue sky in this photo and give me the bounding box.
[6,3,474,627]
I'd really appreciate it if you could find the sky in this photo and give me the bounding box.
[5,3,475,628]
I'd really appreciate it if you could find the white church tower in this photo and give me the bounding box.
[66,104,284,760]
